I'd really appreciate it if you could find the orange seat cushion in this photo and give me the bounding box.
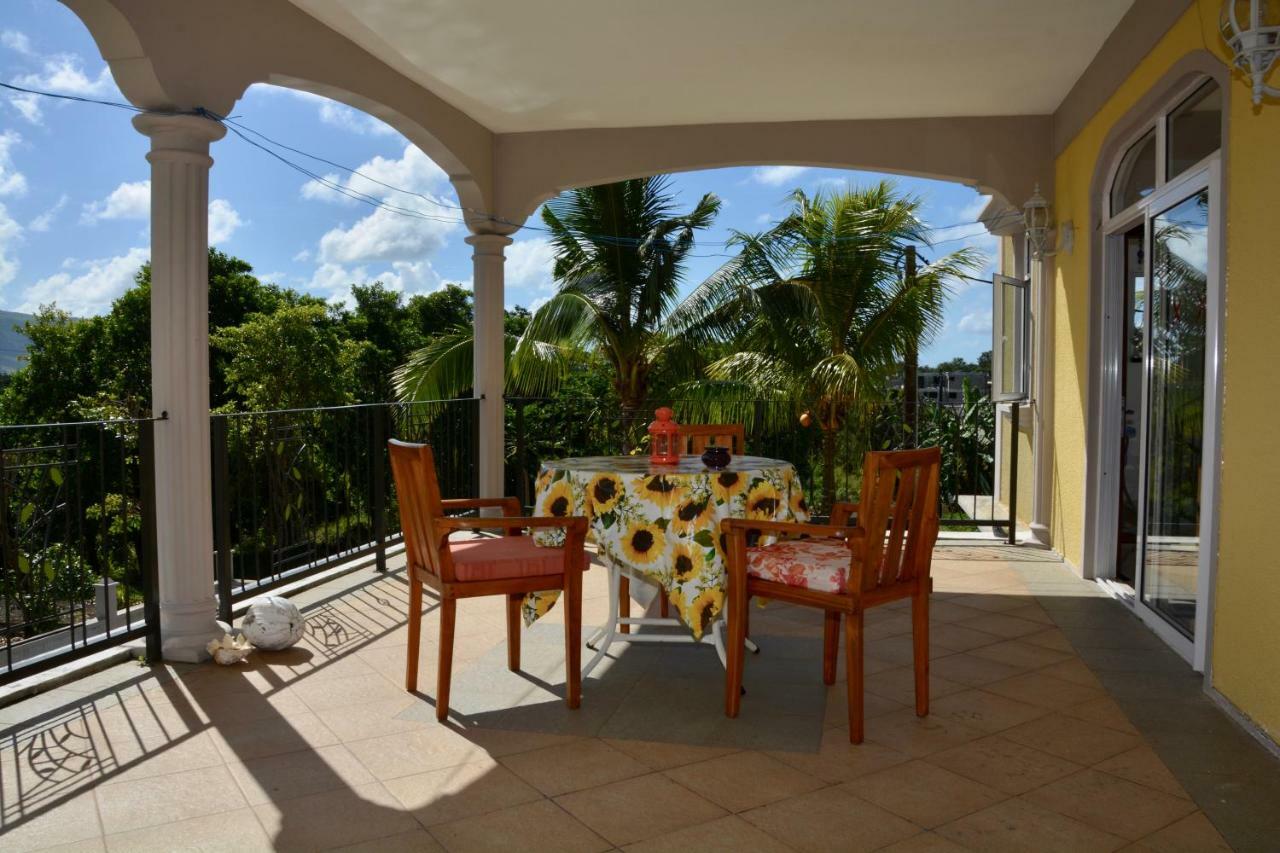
[448,535,566,582]
[746,537,850,593]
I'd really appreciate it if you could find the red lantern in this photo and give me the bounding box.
[648,406,682,465]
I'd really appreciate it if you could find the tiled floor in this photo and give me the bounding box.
[1,543,1276,852]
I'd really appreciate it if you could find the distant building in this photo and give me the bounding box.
[891,371,990,405]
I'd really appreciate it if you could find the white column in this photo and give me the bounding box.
[133,113,225,662]
[466,232,512,501]
[1029,250,1054,548]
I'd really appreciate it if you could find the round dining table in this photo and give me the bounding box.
[525,454,810,676]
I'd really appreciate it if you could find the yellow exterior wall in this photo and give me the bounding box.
[1051,0,1280,740]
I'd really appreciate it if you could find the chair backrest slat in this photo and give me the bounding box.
[388,439,451,582]
[855,447,941,592]
[682,423,746,455]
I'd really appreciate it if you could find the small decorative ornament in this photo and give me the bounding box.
[207,633,252,665]
[647,406,682,465]
[700,444,731,470]
[240,596,307,650]
[799,411,813,428]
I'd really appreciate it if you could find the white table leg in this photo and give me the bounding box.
[581,560,620,678]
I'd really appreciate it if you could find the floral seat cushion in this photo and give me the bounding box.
[746,536,851,593]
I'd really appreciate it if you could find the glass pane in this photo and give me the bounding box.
[993,276,1027,400]
[1116,226,1145,585]
[1141,189,1209,637]
[1167,81,1221,180]
[1111,130,1156,216]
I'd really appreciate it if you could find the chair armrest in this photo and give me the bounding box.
[829,502,859,527]
[441,497,523,515]
[721,518,863,540]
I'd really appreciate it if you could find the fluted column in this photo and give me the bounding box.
[133,112,225,662]
[466,232,513,503]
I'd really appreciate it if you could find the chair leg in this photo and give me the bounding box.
[659,588,669,618]
[912,590,930,717]
[564,564,583,710]
[725,591,748,718]
[506,593,522,672]
[822,611,840,685]
[619,576,631,634]
[405,575,423,692]
[436,597,456,722]
[845,609,865,744]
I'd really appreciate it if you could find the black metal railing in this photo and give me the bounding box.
[0,417,161,684]
[210,399,477,619]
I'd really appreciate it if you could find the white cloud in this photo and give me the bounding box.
[293,248,311,263]
[376,260,444,294]
[28,194,67,232]
[81,180,150,223]
[751,166,808,186]
[0,202,22,288]
[504,237,556,301]
[300,172,355,204]
[1,30,34,57]
[15,54,115,96]
[957,310,992,333]
[207,198,244,244]
[18,247,148,315]
[318,205,454,264]
[0,131,27,197]
[6,92,41,124]
[318,99,398,137]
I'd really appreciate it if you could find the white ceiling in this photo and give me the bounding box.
[290,0,1134,133]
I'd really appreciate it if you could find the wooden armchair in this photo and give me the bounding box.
[722,447,941,743]
[682,423,747,455]
[388,439,588,721]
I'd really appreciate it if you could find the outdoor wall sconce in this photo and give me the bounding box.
[1023,184,1052,260]
[1222,0,1280,106]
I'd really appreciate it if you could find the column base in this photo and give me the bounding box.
[1028,522,1052,548]
[159,601,221,663]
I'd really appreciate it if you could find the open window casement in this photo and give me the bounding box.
[991,274,1030,402]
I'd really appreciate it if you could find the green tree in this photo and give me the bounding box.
[395,177,720,420]
[681,182,983,508]
[406,283,472,339]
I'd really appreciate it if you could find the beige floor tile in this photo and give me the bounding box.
[429,798,610,853]
[846,759,1006,828]
[984,671,1106,710]
[252,781,420,852]
[102,807,272,853]
[500,738,649,797]
[456,727,581,758]
[928,602,991,624]
[621,813,793,852]
[1023,769,1197,840]
[824,686,905,728]
[955,612,1046,640]
[969,639,1074,670]
[383,758,542,826]
[329,828,445,852]
[1061,696,1140,735]
[926,734,1081,795]
[926,623,1004,653]
[865,667,967,706]
[23,839,106,853]
[289,673,408,714]
[312,696,433,743]
[1002,713,1142,765]
[876,831,975,852]
[929,688,1049,734]
[866,707,988,757]
[344,725,489,781]
[555,772,727,846]
[602,738,739,771]
[768,727,910,783]
[1093,746,1188,799]
[94,765,245,835]
[741,786,919,853]
[929,652,1026,687]
[1023,628,1077,653]
[663,750,825,812]
[0,791,103,853]
[227,743,375,805]
[208,711,339,762]
[1036,657,1104,688]
[1124,811,1231,852]
[866,633,957,667]
[938,797,1127,853]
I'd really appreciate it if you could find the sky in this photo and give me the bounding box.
[0,0,1000,366]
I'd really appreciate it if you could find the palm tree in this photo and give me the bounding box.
[394,177,720,428]
[674,181,983,509]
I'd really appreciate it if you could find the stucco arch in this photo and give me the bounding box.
[493,115,1053,224]
[59,0,496,221]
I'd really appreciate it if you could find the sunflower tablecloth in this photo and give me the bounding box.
[525,455,809,638]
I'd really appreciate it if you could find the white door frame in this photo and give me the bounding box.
[1093,154,1223,671]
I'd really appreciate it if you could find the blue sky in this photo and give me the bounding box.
[0,0,998,365]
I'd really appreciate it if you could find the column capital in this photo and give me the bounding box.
[133,112,226,161]
[465,232,514,254]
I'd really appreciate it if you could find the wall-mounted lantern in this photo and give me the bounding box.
[1221,0,1280,106]
[1023,184,1052,260]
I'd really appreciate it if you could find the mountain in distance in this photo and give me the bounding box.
[0,310,33,373]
